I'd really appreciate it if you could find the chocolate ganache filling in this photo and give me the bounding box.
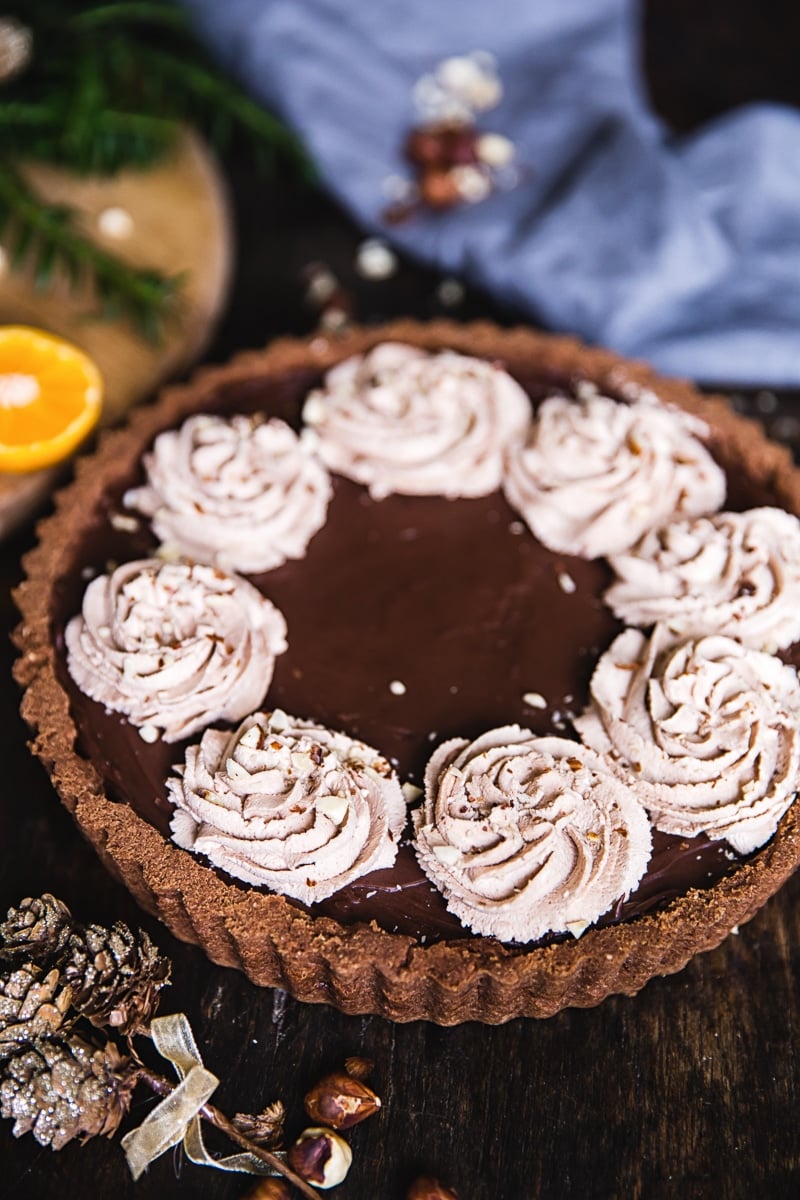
[50,361,766,943]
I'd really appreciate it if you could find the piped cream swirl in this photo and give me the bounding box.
[302,342,531,499]
[125,414,331,574]
[503,387,726,557]
[168,709,407,902]
[574,626,800,854]
[65,559,287,742]
[412,728,652,943]
[606,508,800,651]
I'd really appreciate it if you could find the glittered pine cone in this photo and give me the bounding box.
[62,921,170,1035]
[0,1035,135,1149]
[0,963,72,1058]
[0,895,74,965]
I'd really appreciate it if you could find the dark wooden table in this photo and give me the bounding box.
[4,62,800,1199]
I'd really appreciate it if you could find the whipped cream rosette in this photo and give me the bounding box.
[574,626,800,855]
[503,386,726,557]
[168,709,407,902]
[413,727,652,943]
[605,508,800,651]
[65,559,287,742]
[301,342,531,499]
[124,414,331,574]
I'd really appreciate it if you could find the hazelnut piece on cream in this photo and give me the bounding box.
[316,794,350,825]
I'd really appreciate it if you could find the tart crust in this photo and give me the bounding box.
[13,320,800,1024]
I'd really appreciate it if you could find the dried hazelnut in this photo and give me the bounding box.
[405,122,478,170]
[407,1176,459,1200]
[438,125,479,167]
[241,1179,293,1200]
[304,1070,381,1130]
[419,168,461,210]
[288,1127,352,1189]
[404,127,447,167]
[344,1055,374,1081]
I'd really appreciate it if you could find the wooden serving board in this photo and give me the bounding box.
[0,128,233,538]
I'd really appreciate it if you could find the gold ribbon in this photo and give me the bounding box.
[121,1012,273,1181]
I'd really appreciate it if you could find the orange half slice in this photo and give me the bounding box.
[0,326,103,473]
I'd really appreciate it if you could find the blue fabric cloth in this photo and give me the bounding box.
[182,0,800,385]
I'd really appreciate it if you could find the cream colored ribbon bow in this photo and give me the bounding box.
[121,1012,272,1181]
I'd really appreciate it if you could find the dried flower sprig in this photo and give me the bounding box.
[232,1100,287,1150]
[0,894,383,1197]
[124,1046,322,1199]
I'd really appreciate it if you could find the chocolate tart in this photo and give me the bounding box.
[14,320,800,1025]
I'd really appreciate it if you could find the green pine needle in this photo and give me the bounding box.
[133,46,304,163]
[69,3,191,32]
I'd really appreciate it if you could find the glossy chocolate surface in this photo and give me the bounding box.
[51,361,745,943]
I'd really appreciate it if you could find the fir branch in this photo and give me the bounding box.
[69,2,190,32]
[0,0,308,335]
[5,1,307,177]
[1,105,177,174]
[0,165,183,341]
[131,45,305,167]
[0,104,61,130]
[60,109,177,174]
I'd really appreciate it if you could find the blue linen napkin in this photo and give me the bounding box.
[181,0,800,386]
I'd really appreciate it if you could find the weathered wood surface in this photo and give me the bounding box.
[3,160,800,1200]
